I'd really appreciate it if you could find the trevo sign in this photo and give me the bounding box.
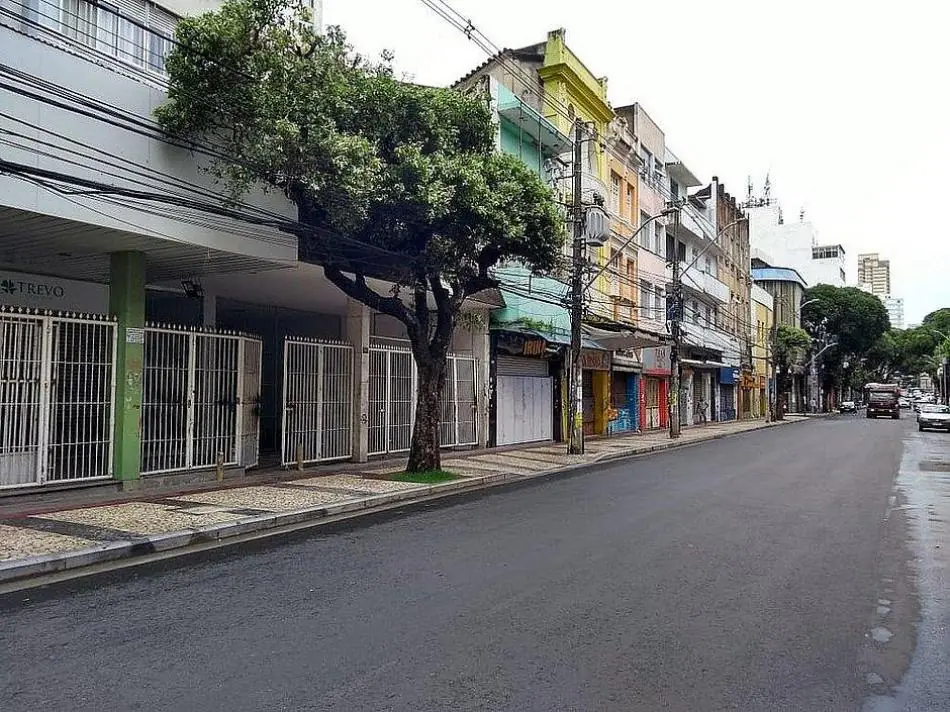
[0,270,109,313]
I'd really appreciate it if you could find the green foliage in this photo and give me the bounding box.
[157,0,565,307]
[800,285,891,393]
[801,285,890,356]
[773,324,811,365]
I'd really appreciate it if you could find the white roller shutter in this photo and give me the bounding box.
[497,356,548,378]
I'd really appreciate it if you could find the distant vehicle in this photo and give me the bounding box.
[898,397,911,409]
[865,383,901,419]
[838,401,857,413]
[918,404,950,432]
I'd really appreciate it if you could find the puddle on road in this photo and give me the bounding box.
[863,430,950,712]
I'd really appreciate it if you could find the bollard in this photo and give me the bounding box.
[216,452,224,482]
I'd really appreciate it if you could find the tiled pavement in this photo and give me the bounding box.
[0,417,800,581]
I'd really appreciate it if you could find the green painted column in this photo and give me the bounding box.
[109,251,146,481]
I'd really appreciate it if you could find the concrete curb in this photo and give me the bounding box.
[0,419,800,585]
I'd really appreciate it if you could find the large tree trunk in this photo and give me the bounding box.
[774,366,787,421]
[406,358,447,472]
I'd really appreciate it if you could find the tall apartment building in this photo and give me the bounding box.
[883,296,905,330]
[857,253,892,296]
[857,253,903,328]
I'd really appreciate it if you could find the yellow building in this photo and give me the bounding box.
[751,284,775,418]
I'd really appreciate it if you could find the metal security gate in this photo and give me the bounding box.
[141,326,260,475]
[281,338,353,466]
[369,343,415,456]
[0,309,116,488]
[443,354,478,447]
[370,344,479,456]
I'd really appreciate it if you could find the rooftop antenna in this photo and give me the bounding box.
[763,172,772,204]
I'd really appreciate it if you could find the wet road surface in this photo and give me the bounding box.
[0,415,934,711]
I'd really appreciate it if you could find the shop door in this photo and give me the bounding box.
[496,357,552,445]
[582,370,595,436]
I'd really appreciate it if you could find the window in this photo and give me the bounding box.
[22,0,177,74]
[610,173,621,213]
[625,185,634,216]
[640,280,652,319]
[704,255,712,274]
[705,305,712,325]
[654,289,663,318]
[655,222,665,255]
[691,300,699,325]
[670,181,680,200]
[61,0,97,46]
[642,148,653,174]
[639,211,652,250]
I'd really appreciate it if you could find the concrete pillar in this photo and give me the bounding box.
[345,299,371,462]
[470,315,491,449]
[109,251,146,481]
[202,292,217,327]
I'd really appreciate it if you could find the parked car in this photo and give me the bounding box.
[838,401,857,413]
[898,397,911,409]
[918,404,950,432]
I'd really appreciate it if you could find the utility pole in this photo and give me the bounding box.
[669,208,682,439]
[567,119,585,455]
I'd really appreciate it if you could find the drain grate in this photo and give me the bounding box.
[919,460,950,472]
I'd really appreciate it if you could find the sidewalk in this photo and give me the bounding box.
[0,417,804,585]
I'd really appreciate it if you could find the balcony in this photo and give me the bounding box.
[496,85,573,157]
[668,265,730,304]
[680,322,742,363]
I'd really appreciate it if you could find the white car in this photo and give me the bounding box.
[918,404,950,432]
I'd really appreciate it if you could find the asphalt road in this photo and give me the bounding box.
[0,415,918,711]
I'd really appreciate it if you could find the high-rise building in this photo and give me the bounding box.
[857,253,891,296]
[883,296,905,330]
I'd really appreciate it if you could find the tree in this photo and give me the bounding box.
[157,0,566,471]
[800,285,890,397]
[773,324,811,420]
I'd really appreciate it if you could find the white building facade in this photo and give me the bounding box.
[882,296,905,330]
[746,202,846,288]
[0,0,490,490]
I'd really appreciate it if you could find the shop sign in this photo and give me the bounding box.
[580,348,611,371]
[642,346,671,370]
[741,373,757,389]
[718,367,740,385]
[0,270,108,313]
[496,330,547,358]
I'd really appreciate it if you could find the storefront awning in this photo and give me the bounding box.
[681,358,730,369]
[492,324,606,351]
[583,324,673,351]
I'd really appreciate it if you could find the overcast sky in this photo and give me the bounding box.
[325,0,949,325]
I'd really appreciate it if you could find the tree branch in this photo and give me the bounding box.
[322,264,417,336]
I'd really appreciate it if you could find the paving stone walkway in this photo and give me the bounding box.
[0,417,799,580]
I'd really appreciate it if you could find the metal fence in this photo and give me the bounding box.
[368,343,415,457]
[443,354,478,448]
[369,342,478,455]
[0,308,116,488]
[141,325,260,475]
[281,338,353,466]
